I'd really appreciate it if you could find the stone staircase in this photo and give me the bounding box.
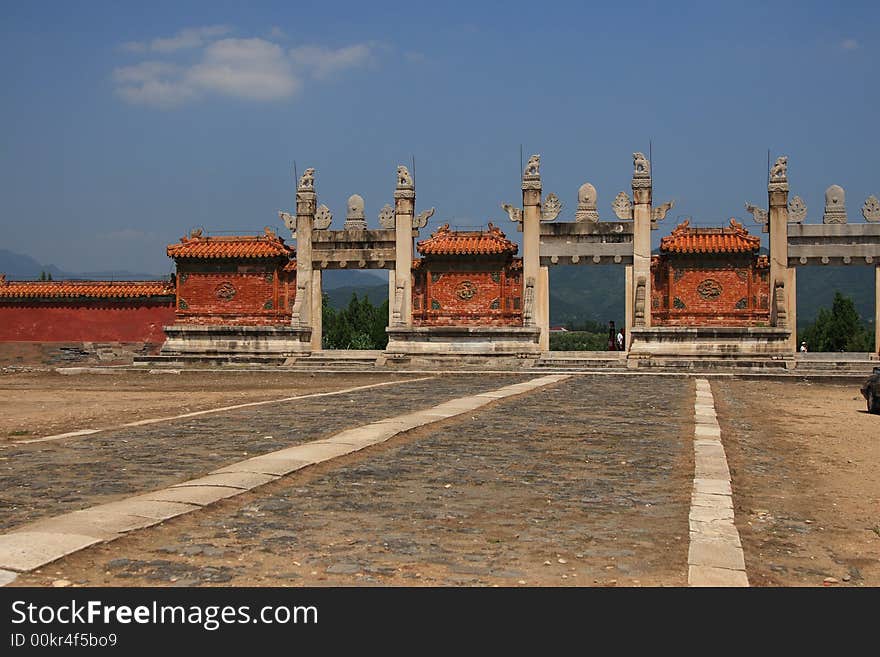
[532,351,628,370]
[282,350,382,370]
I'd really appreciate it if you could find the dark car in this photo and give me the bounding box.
[861,367,880,414]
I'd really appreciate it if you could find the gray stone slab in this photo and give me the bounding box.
[689,504,734,523]
[94,498,200,521]
[212,457,312,477]
[690,522,742,545]
[694,425,721,437]
[275,441,359,463]
[20,509,160,539]
[694,458,730,480]
[689,565,749,587]
[173,472,278,490]
[141,485,243,507]
[688,537,746,570]
[691,491,733,510]
[693,478,732,496]
[0,569,18,586]
[318,424,399,447]
[0,532,104,572]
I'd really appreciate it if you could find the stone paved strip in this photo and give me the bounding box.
[0,375,569,575]
[10,374,693,588]
[687,378,749,587]
[14,377,434,445]
[0,374,529,531]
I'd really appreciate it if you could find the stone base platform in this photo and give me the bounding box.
[383,325,541,366]
[135,324,312,365]
[627,326,793,369]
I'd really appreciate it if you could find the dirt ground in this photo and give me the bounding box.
[713,378,880,587]
[0,370,415,440]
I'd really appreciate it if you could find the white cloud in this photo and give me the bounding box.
[189,38,299,100]
[114,30,382,108]
[122,25,231,54]
[112,62,197,108]
[841,38,860,51]
[290,43,377,79]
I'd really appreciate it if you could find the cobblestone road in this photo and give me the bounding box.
[13,374,694,587]
[0,375,528,531]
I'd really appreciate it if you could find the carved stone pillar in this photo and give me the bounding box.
[768,156,791,348]
[393,166,415,327]
[876,265,880,356]
[521,155,545,347]
[311,270,322,350]
[624,265,633,350]
[293,168,316,331]
[632,153,653,328]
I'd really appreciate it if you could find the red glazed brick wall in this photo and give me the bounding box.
[651,255,770,326]
[0,301,176,342]
[412,259,522,327]
[175,266,294,325]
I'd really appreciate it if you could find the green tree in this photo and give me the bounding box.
[322,292,389,350]
[799,292,875,352]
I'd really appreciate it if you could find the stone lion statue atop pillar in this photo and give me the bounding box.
[298,167,315,189]
[397,165,413,188]
[524,154,541,177]
[633,152,650,176]
[770,156,787,181]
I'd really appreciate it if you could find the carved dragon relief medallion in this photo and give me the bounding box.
[455,281,478,301]
[697,279,723,301]
[215,282,237,301]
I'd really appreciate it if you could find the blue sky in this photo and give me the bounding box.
[1,0,878,275]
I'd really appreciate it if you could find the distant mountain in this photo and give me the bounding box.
[320,269,387,290]
[0,249,163,281]
[325,284,388,309]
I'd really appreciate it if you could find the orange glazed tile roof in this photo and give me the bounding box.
[417,223,518,256]
[167,228,293,260]
[0,278,174,299]
[660,218,761,254]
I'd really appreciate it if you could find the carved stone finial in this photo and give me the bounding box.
[768,156,789,192]
[524,154,541,178]
[314,204,332,230]
[279,210,295,233]
[501,203,523,223]
[575,183,599,222]
[378,203,395,229]
[541,193,562,221]
[788,196,807,223]
[745,202,768,226]
[344,194,367,230]
[612,191,633,220]
[298,167,315,191]
[522,154,541,191]
[861,195,880,222]
[769,156,787,182]
[633,152,650,177]
[413,207,434,229]
[652,200,675,224]
[396,165,414,189]
[823,184,847,224]
[631,152,651,189]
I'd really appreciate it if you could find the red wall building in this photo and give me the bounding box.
[651,219,770,327]
[0,276,175,343]
[167,230,296,326]
[412,223,523,327]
